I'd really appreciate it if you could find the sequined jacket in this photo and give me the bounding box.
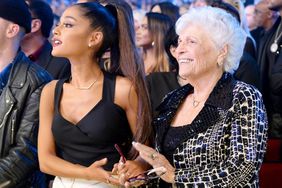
[154,73,268,187]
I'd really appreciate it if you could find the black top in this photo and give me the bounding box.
[0,63,12,94]
[146,72,180,117]
[52,72,132,170]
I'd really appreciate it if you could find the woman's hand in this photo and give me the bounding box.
[112,158,149,187]
[84,158,118,185]
[133,142,176,183]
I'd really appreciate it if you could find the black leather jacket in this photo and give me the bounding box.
[0,51,52,187]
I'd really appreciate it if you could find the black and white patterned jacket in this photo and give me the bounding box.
[154,73,268,187]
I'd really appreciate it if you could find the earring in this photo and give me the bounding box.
[217,61,223,66]
[151,41,155,46]
[88,44,92,48]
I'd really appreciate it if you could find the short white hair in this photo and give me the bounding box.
[175,6,247,74]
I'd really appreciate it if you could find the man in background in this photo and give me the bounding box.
[21,0,70,79]
[0,0,52,186]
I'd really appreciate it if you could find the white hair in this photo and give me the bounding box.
[175,6,247,74]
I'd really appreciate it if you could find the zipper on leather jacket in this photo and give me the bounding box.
[0,104,14,128]
[10,118,15,145]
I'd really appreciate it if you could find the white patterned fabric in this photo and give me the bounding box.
[154,73,268,187]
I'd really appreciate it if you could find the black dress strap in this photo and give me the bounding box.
[54,79,67,113]
[102,72,116,102]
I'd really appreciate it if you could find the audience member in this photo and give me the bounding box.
[0,0,52,187]
[136,12,173,74]
[132,7,267,187]
[38,2,152,187]
[245,4,258,31]
[257,0,282,138]
[21,0,71,79]
[146,26,181,115]
[252,0,278,47]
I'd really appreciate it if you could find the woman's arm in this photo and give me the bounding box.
[114,77,151,180]
[38,81,111,182]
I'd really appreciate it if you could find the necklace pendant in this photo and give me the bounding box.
[192,100,200,108]
[271,42,279,53]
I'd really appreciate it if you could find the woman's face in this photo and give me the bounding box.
[176,24,221,79]
[135,16,153,48]
[51,5,94,59]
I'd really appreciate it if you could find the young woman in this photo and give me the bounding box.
[38,2,151,187]
[136,12,173,74]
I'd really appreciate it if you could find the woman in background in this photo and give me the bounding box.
[136,12,173,74]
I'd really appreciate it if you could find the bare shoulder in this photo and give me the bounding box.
[116,76,135,93]
[115,76,137,108]
[42,80,58,94]
[41,80,59,102]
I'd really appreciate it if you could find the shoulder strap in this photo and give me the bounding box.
[54,79,67,113]
[102,72,116,102]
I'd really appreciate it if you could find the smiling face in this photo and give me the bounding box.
[51,5,95,59]
[176,23,222,80]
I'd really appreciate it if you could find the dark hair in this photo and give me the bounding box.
[164,26,179,72]
[150,1,180,23]
[77,1,153,156]
[77,2,117,59]
[210,0,241,23]
[146,12,173,72]
[104,0,153,153]
[28,0,54,38]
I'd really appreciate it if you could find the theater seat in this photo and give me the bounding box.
[259,139,282,188]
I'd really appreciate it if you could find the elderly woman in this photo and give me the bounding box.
[131,6,267,187]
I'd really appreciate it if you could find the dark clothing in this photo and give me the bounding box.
[251,27,265,50]
[257,16,282,138]
[31,40,70,79]
[0,51,52,187]
[244,36,257,60]
[146,72,180,117]
[235,51,261,91]
[154,73,267,187]
[0,63,12,93]
[52,72,132,171]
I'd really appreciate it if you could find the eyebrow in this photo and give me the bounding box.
[64,16,78,21]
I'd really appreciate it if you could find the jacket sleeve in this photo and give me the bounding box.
[270,59,282,95]
[174,86,268,187]
[0,85,44,187]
